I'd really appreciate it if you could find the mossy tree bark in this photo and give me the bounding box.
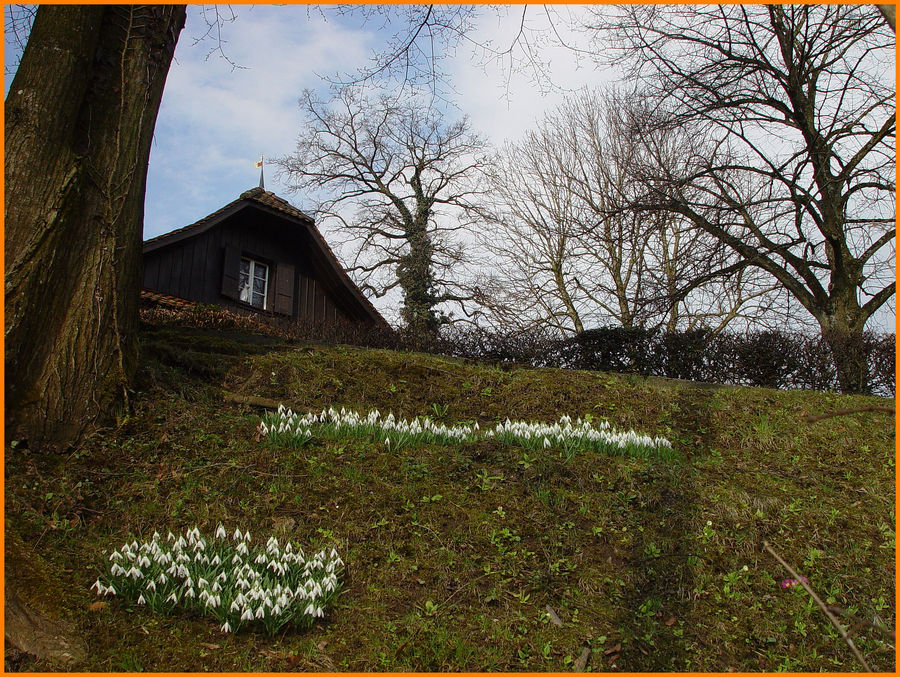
[4,5,186,451]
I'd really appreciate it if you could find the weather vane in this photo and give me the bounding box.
[255,154,265,190]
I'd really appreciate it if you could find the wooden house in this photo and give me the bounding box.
[142,187,387,328]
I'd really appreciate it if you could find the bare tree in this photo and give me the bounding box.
[588,4,895,393]
[280,88,489,340]
[323,5,582,102]
[478,89,784,336]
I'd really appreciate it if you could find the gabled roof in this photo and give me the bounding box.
[142,187,315,252]
[143,188,388,327]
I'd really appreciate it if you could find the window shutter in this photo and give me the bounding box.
[221,245,240,299]
[272,262,295,315]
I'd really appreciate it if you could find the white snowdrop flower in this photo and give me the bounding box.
[233,528,243,541]
[215,524,227,540]
[167,531,176,542]
[90,578,103,593]
[212,581,222,593]
[221,621,232,633]
[197,577,209,589]
[255,605,265,619]
[109,551,123,562]
[146,580,157,592]
[231,554,242,565]
[241,608,254,621]
[255,553,268,565]
[166,592,178,604]
[157,572,168,585]
[315,606,324,618]
[272,604,282,616]
[110,563,126,576]
[105,584,117,596]
[211,554,221,566]
[136,593,146,605]
[236,541,249,556]
[184,587,195,599]
[243,531,251,542]
[128,567,143,579]
[304,603,316,616]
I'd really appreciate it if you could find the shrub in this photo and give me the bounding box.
[140,305,894,396]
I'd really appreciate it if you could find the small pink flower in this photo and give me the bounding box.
[779,576,807,589]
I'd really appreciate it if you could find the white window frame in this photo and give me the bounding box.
[239,257,269,310]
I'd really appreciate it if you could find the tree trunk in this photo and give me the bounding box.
[398,217,440,343]
[818,295,871,395]
[4,5,186,451]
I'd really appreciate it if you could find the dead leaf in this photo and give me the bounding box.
[200,643,220,650]
[664,616,677,626]
[139,626,150,635]
[88,601,107,612]
[573,647,591,671]
[603,642,621,656]
[545,605,564,627]
[316,640,328,651]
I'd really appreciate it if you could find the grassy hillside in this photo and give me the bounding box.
[5,324,895,671]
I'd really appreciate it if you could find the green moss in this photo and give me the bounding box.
[4,325,894,671]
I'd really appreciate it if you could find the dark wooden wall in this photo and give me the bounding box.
[143,213,349,323]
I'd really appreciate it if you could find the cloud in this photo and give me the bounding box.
[144,6,375,237]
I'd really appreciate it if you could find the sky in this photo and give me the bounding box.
[142,5,607,239]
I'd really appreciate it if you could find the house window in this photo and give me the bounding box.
[239,258,268,309]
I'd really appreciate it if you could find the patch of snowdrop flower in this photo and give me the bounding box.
[486,414,675,460]
[92,525,343,635]
[260,404,479,451]
[260,406,675,460]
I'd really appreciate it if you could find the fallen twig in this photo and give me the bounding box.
[827,605,895,642]
[763,541,871,672]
